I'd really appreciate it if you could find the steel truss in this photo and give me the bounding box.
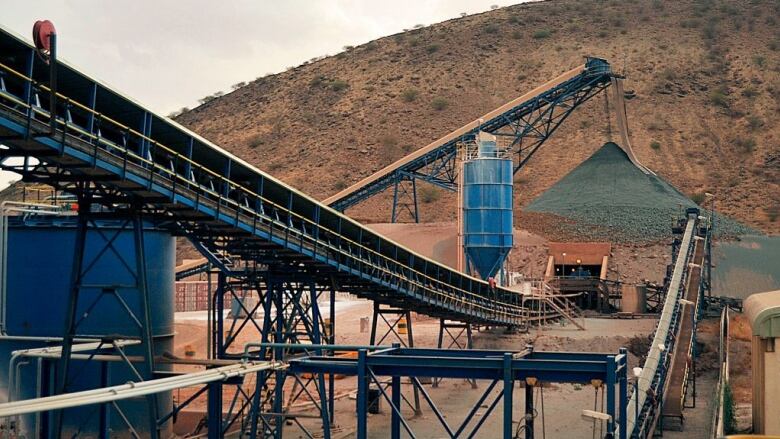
[214,269,336,438]
[325,58,614,221]
[433,319,476,389]
[288,345,629,439]
[369,303,422,415]
[40,188,161,439]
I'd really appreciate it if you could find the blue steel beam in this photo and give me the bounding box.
[0,25,530,327]
[325,57,614,212]
[285,347,629,439]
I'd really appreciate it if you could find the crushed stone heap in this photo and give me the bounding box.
[525,142,753,242]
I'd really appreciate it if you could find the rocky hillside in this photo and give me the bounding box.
[176,0,780,236]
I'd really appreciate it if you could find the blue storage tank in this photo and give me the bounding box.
[462,132,513,280]
[0,217,175,437]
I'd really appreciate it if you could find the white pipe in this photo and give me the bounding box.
[7,340,140,404]
[0,361,285,418]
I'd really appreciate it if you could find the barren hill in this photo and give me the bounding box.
[176,0,780,236]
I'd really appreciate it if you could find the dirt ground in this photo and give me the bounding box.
[170,298,659,438]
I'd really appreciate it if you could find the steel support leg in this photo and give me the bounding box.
[619,348,628,439]
[208,380,223,437]
[434,319,476,388]
[524,381,535,439]
[370,304,421,415]
[328,283,336,426]
[133,213,160,439]
[99,362,110,439]
[52,198,89,437]
[504,353,515,439]
[391,375,401,439]
[606,354,616,437]
[357,349,368,439]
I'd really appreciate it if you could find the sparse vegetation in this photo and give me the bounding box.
[690,191,707,205]
[741,87,760,98]
[734,136,757,153]
[330,80,349,92]
[247,134,264,149]
[768,205,779,222]
[310,76,349,92]
[650,140,661,150]
[680,19,701,28]
[533,29,551,39]
[723,383,737,434]
[511,30,523,39]
[379,134,398,149]
[753,55,766,67]
[702,19,718,41]
[708,87,730,109]
[419,186,440,203]
[231,81,246,90]
[747,115,764,130]
[431,97,449,111]
[660,68,676,81]
[333,180,347,191]
[401,89,419,103]
[426,43,440,54]
[484,24,500,34]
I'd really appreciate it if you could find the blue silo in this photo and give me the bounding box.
[0,216,175,437]
[462,132,513,281]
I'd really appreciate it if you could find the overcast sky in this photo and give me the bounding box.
[3,0,520,114]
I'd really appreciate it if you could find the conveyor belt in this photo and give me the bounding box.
[0,25,525,326]
[324,58,615,211]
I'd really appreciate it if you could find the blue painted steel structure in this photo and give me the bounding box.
[1,218,175,437]
[0,22,710,439]
[462,133,513,280]
[281,344,629,439]
[0,24,554,438]
[325,58,614,220]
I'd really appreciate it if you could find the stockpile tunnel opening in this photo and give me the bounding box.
[0,215,175,437]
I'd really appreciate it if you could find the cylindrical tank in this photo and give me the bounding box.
[0,217,175,437]
[462,132,513,280]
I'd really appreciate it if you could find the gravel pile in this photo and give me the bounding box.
[525,143,753,242]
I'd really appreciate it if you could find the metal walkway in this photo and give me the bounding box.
[0,25,525,327]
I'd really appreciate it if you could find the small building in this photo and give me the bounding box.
[744,290,780,435]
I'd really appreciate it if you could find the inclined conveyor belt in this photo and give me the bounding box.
[0,25,526,326]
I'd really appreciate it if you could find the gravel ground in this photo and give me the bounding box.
[526,143,754,242]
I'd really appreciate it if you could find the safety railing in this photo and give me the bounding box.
[0,59,529,326]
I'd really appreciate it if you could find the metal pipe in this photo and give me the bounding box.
[242,342,391,358]
[0,361,285,418]
[8,340,139,405]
